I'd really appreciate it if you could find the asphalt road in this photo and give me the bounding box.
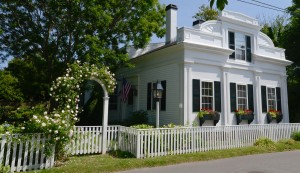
[117,150,300,173]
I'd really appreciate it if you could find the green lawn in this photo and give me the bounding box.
[32,140,300,173]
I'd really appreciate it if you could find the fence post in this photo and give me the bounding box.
[136,130,140,158]
[102,96,110,154]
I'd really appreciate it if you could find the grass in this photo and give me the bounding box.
[31,140,300,173]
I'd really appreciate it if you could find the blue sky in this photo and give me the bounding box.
[152,0,291,42]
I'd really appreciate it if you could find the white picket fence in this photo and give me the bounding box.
[0,133,55,172]
[3,124,299,172]
[70,126,119,155]
[117,123,300,158]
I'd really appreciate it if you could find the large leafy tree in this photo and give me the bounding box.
[193,5,219,21]
[261,16,286,48]
[0,0,165,101]
[282,0,300,122]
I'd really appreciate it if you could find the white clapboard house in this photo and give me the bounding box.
[109,4,292,126]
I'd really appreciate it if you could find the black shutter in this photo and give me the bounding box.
[276,87,282,111]
[147,83,152,110]
[230,83,237,112]
[128,89,133,105]
[261,86,267,112]
[161,80,166,111]
[214,81,221,112]
[246,36,251,62]
[152,83,156,109]
[229,31,235,59]
[247,84,254,111]
[192,79,200,112]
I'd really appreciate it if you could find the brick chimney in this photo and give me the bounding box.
[165,4,178,44]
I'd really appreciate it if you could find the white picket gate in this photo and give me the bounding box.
[118,123,300,158]
[0,133,55,172]
[70,126,119,155]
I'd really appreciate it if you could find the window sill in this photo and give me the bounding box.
[227,59,252,66]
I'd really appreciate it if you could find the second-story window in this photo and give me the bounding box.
[229,31,252,62]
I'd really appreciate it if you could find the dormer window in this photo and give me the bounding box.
[229,31,252,62]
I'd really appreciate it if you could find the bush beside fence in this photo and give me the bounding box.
[0,134,55,172]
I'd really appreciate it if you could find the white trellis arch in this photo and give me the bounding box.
[90,77,109,154]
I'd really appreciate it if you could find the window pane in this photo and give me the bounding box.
[201,82,213,110]
[267,87,277,110]
[237,84,247,110]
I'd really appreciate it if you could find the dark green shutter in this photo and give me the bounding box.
[128,89,133,105]
[193,79,200,112]
[152,83,156,109]
[247,84,254,111]
[161,80,166,111]
[147,83,151,110]
[261,86,267,112]
[230,83,236,112]
[229,32,235,59]
[276,87,282,111]
[214,81,221,112]
[246,36,251,62]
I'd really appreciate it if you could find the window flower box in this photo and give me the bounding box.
[266,110,282,123]
[198,108,220,126]
[235,109,254,125]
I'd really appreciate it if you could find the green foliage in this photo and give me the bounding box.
[0,70,23,102]
[0,164,10,173]
[130,124,154,129]
[254,137,276,150]
[260,16,286,48]
[278,139,296,145]
[0,62,116,160]
[283,0,300,123]
[193,5,218,21]
[162,123,176,128]
[209,0,228,11]
[130,110,148,125]
[291,131,300,141]
[0,0,165,101]
[0,104,46,126]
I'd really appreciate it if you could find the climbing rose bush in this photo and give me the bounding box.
[5,61,116,159]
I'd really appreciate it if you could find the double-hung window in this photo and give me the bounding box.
[202,82,214,109]
[261,86,282,112]
[230,83,254,112]
[267,87,277,110]
[193,80,221,112]
[237,85,248,110]
[229,31,252,62]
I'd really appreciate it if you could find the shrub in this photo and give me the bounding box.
[0,164,10,173]
[254,137,276,150]
[130,110,148,125]
[162,123,182,128]
[278,139,296,145]
[291,131,300,141]
[130,124,153,129]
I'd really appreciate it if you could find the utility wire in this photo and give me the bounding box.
[236,0,286,13]
[250,0,285,11]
